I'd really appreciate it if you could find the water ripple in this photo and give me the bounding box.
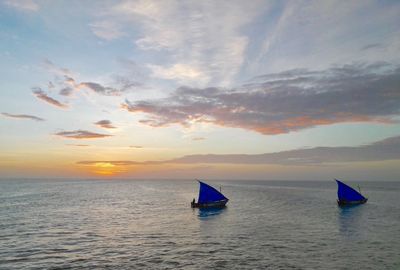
[0,179,399,269]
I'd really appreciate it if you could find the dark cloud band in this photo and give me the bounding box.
[122,62,400,135]
[76,135,400,166]
[55,130,112,139]
[1,112,45,121]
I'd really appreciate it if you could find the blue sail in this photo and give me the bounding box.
[336,179,366,201]
[198,181,228,204]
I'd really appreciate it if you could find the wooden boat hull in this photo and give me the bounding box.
[191,199,228,209]
[337,198,368,206]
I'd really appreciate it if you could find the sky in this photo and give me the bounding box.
[0,0,400,180]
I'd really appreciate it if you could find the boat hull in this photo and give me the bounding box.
[337,198,368,206]
[191,199,228,209]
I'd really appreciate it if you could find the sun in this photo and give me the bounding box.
[92,162,126,176]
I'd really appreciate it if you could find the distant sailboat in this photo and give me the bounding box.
[191,181,229,208]
[335,179,368,206]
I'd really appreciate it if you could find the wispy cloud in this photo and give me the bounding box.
[77,135,400,166]
[147,63,209,85]
[41,60,140,99]
[48,81,55,89]
[90,20,126,41]
[79,82,121,96]
[123,62,400,135]
[129,145,143,148]
[61,77,128,96]
[42,59,72,76]
[66,144,90,147]
[252,1,296,70]
[361,43,383,51]
[163,135,400,165]
[192,137,205,141]
[1,112,44,121]
[4,0,38,12]
[94,120,116,129]
[249,1,400,73]
[37,59,142,104]
[92,0,269,86]
[55,130,112,139]
[59,87,74,96]
[32,88,68,109]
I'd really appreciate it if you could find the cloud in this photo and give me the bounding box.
[90,20,126,40]
[95,0,269,86]
[32,88,68,109]
[147,63,210,85]
[252,1,296,70]
[129,145,143,148]
[42,59,72,76]
[66,78,132,96]
[59,87,74,96]
[41,60,138,98]
[250,1,400,72]
[94,120,116,129]
[66,144,90,147]
[78,82,122,96]
[55,130,112,139]
[165,135,400,165]
[48,81,55,89]
[1,112,45,121]
[361,43,383,51]
[77,135,400,166]
[122,62,400,135]
[4,0,38,11]
[112,75,143,91]
[192,137,205,141]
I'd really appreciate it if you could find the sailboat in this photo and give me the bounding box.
[191,181,229,208]
[335,179,368,206]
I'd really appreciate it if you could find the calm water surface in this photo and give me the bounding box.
[1,179,399,269]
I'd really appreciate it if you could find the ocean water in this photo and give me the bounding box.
[1,179,399,269]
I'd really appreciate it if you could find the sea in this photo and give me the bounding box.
[1,179,399,269]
